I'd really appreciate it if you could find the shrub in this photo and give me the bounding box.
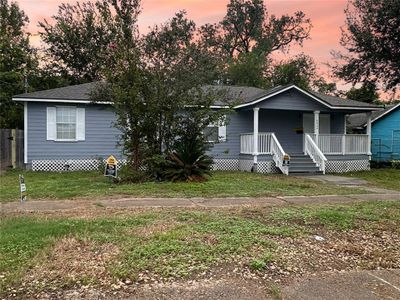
[118,164,150,183]
[391,160,400,169]
[148,133,213,182]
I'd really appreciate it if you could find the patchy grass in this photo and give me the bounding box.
[0,200,399,296]
[0,170,367,203]
[268,200,400,230]
[345,168,400,191]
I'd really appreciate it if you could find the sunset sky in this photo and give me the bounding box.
[18,0,354,89]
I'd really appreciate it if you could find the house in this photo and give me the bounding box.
[13,83,381,175]
[348,103,400,161]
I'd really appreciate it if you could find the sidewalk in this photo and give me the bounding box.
[282,269,400,300]
[1,192,399,213]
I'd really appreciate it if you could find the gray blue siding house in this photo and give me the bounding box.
[348,103,400,161]
[13,83,381,174]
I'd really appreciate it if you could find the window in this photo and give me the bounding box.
[47,106,85,141]
[204,125,219,143]
[204,116,227,143]
[56,107,76,140]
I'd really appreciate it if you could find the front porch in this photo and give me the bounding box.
[239,108,372,175]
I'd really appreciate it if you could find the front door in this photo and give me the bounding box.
[302,113,331,150]
[303,113,331,134]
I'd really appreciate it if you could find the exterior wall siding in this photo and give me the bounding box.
[251,90,331,112]
[27,102,123,163]
[208,110,253,159]
[371,108,400,161]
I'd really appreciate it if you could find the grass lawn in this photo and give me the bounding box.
[0,170,366,203]
[345,168,400,191]
[0,201,399,297]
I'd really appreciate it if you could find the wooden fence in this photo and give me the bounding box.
[0,129,24,170]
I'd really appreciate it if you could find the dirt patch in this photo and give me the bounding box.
[262,229,400,282]
[13,238,119,298]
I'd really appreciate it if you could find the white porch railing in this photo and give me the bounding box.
[240,132,272,154]
[305,134,327,174]
[240,132,289,175]
[311,134,369,155]
[271,133,289,175]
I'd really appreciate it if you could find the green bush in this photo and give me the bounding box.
[118,164,150,183]
[391,160,400,169]
[147,135,213,182]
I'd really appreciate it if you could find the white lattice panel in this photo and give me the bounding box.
[239,159,254,172]
[326,160,370,173]
[212,159,239,171]
[32,159,126,172]
[257,161,280,173]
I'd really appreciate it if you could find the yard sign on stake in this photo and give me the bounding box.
[104,155,118,178]
[19,174,27,203]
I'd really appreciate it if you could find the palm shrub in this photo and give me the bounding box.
[148,118,214,182]
[163,135,213,182]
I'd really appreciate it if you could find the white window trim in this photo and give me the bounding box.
[205,116,227,143]
[55,106,78,142]
[205,124,220,143]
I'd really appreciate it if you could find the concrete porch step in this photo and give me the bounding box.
[289,166,321,172]
[289,170,324,175]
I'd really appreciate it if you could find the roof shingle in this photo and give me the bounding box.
[13,82,382,110]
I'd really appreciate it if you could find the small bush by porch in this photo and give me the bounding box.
[0,170,368,203]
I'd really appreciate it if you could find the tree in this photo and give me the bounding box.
[200,0,311,58]
[267,54,316,89]
[333,0,400,92]
[0,0,35,128]
[38,0,132,83]
[199,0,311,87]
[226,52,269,87]
[345,82,379,103]
[93,10,231,174]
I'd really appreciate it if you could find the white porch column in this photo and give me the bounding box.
[253,107,259,165]
[314,110,320,145]
[366,111,372,156]
[342,114,347,155]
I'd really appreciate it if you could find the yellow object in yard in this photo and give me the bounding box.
[106,155,118,165]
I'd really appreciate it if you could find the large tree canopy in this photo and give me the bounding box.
[334,0,400,92]
[0,0,35,128]
[199,0,311,58]
[345,82,379,104]
[93,10,230,172]
[199,0,312,87]
[39,0,140,83]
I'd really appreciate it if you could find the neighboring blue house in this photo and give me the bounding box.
[348,103,400,161]
[13,83,381,175]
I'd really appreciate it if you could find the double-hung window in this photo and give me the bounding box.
[56,107,76,140]
[204,116,227,143]
[47,106,85,141]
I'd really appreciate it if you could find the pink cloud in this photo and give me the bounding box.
[19,0,347,63]
[19,0,353,87]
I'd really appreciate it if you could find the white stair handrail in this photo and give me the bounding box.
[304,134,327,174]
[271,133,289,175]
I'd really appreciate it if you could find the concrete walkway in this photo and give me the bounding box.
[1,192,399,213]
[283,269,400,300]
[299,174,399,194]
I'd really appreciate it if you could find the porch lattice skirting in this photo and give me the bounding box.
[325,160,370,173]
[32,159,126,172]
[238,159,279,173]
[211,159,239,171]
[31,158,370,174]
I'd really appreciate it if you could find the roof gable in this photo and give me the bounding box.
[234,85,381,110]
[371,102,400,124]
